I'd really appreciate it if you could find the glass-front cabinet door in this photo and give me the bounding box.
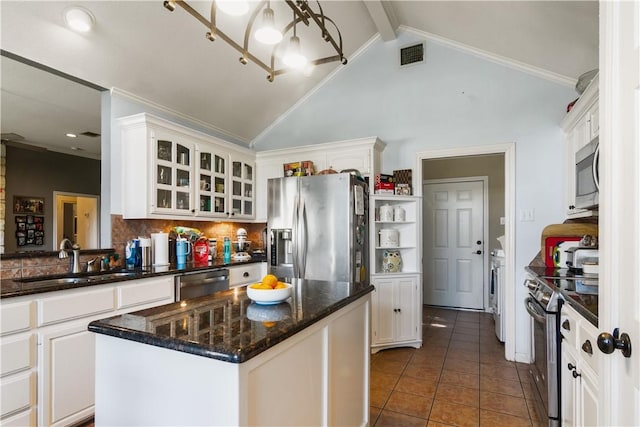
[152,136,194,215]
[229,153,255,218]
[196,148,228,218]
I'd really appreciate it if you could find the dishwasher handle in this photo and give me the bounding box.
[180,274,229,287]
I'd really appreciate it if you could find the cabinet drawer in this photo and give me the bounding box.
[1,301,34,335]
[0,371,35,418]
[117,277,174,309]
[560,311,578,349]
[0,407,35,427]
[0,334,35,377]
[38,288,115,326]
[579,321,600,374]
[229,263,265,287]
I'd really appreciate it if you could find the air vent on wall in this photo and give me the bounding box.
[400,42,425,66]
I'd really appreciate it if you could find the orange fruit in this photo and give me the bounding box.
[262,274,278,289]
[262,321,276,328]
[252,282,271,290]
[275,282,287,289]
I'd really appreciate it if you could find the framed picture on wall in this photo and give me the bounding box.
[13,196,44,215]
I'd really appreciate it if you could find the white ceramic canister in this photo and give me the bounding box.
[379,228,399,248]
[393,206,406,222]
[379,203,394,222]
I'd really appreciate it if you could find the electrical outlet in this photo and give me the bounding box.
[500,217,506,225]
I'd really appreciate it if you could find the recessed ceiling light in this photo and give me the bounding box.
[66,133,78,138]
[63,6,95,33]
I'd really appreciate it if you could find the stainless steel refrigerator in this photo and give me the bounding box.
[267,173,369,285]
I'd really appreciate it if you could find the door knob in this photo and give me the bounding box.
[597,328,632,358]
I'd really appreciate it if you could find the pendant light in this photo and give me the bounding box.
[283,13,307,69]
[254,2,282,45]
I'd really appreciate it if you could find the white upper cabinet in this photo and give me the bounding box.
[255,137,385,222]
[119,113,255,220]
[562,74,599,218]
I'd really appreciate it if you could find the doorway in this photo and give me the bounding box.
[53,192,100,250]
[416,143,515,357]
[423,177,487,309]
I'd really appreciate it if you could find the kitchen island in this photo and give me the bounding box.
[88,278,373,426]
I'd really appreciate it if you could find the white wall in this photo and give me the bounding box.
[252,30,577,360]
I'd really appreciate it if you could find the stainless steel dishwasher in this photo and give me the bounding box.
[175,269,229,301]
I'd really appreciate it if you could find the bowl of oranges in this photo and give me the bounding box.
[247,274,292,305]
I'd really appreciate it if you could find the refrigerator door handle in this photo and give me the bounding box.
[292,195,299,278]
[299,197,307,277]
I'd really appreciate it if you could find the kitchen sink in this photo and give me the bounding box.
[21,271,140,287]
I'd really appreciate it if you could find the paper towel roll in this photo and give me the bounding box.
[151,232,169,266]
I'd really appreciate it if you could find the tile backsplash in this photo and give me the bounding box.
[110,215,266,259]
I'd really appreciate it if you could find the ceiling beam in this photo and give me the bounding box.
[363,1,398,41]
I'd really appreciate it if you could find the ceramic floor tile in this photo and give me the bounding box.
[435,383,480,408]
[403,363,443,381]
[479,391,530,418]
[479,409,532,427]
[395,375,438,399]
[480,376,524,398]
[385,390,433,420]
[372,357,410,376]
[370,406,383,425]
[429,400,479,427]
[479,362,520,381]
[371,370,401,390]
[443,357,480,375]
[372,309,534,427]
[371,386,394,408]
[439,369,480,389]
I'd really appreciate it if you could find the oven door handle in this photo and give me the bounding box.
[525,297,546,324]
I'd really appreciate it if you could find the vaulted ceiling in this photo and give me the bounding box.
[0,1,598,158]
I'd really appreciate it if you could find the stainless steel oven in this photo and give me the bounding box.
[524,277,561,427]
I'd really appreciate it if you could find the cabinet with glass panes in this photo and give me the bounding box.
[119,113,256,220]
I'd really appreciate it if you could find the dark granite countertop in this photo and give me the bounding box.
[526,266,598,326]
[1,258,265,299]
[88,279,374,363]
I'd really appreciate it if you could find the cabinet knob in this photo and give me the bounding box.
[597,328,632,358]
[243,272,249,278]
[472,250,482,255]
[567,363,577,371]
[581,340,594,355]
[562,319,571,331]
[569,205,575,210]
[572,370,581,379]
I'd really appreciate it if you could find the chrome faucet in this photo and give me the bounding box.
[59,239,82,273]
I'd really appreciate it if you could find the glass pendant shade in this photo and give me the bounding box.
[254,7,282,45]
[216,0,249,16]
[283,35,308,69]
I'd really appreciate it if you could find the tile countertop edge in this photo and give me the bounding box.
[88,283,375,364]
[1,258,265,299]
[525,265,598,327]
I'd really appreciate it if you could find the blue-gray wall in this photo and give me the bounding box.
[252,30,578,360]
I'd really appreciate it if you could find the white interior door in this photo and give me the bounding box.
[423,179,486,309]
[599,1,640,425]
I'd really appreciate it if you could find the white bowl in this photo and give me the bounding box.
[246,282,293,305]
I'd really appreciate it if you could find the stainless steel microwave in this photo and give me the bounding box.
[575,137,599,209]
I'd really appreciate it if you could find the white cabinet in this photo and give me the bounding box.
[119,113,255,220]
[0,276,175,427]
[255,137,385,221]
[560,303,600,427]
[371,274,421,353]
[562,74,599,218]
[0,300,36,423]
[369,195,422,353]
[37,275,175,427]
[228,262,267,288]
